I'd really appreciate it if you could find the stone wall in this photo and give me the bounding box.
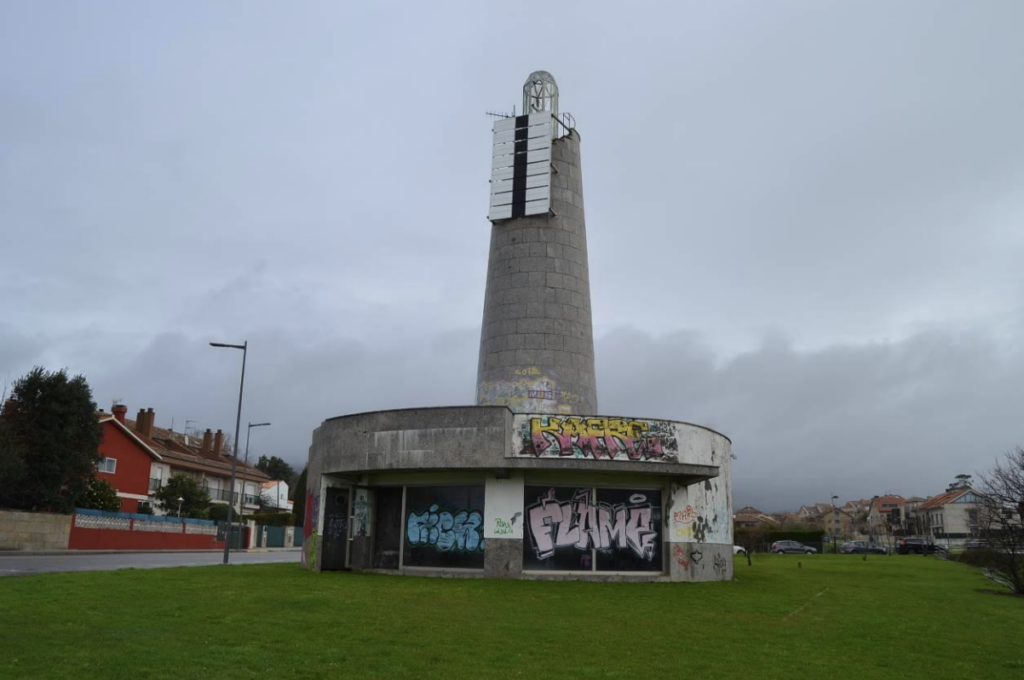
[0,509,71,550]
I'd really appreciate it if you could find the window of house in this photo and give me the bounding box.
[97,457,117,474]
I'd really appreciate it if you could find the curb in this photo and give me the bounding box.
[0,548,302,557]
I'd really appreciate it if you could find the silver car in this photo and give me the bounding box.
[771,540,817,554]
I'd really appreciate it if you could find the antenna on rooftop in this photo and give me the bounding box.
[184,419,198,446]
[485,105,515,119]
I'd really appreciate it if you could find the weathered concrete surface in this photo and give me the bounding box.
[667,542,734,582]
[477,131,598,415]
[0,510,71,551]
[483,537,523,579]
[309,406,721,480]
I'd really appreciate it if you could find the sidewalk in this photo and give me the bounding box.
[0,547,302,556]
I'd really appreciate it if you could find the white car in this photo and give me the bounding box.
[733,545,747,555]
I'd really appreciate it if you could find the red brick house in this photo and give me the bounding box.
[97,404,270,515]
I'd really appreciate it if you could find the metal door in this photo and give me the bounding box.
[265,525,285,548]
[321,488,350,570]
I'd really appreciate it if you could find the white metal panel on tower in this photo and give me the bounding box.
[488,113,553,222]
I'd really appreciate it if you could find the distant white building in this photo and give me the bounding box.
[261,480,293,512]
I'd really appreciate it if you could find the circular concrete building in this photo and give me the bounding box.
[302,74,734,581]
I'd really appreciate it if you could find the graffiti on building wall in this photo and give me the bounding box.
[713,553,727,578]
[672,504,714,542]
[478,367,582,414]
[301,490,320,569]
[518,416,679,461]
[407,504,485,553]
[353,495,371,537]
[526,488,658,561]
[672,544,690,569]
[671,505,696,539]
[492,511,521,537]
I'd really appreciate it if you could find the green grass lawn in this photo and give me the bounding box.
[2,555,1022,680]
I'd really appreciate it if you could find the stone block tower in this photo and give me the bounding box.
[476,71,598,415]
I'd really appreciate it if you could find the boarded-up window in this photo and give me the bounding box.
[523,486,663,573]
[403,486,486,569]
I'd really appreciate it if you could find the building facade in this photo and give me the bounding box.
[303,73,734,582]
[97,405,271,514]
[304,407,732,581]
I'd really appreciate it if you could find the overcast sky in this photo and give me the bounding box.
[2,1,1023,511]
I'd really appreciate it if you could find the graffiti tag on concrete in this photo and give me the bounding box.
[353,495,371,537]
[526,488,657,561]
[672,544,690,569]
[493,518,515,535]
[518,416,678,462]
[407,504,484,553]
[713,553,727,578]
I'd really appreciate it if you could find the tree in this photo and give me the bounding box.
[256,455,296,485]
[79,476,121,512]
[976,448,1024,594]
[155,474,211,519]
[291,466,307,524]
[0,367,103,513]
[948,473,973,492]
[735,525,767,566]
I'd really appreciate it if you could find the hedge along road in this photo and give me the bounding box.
[0,549,300,576]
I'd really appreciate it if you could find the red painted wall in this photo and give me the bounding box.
[68,517,231,551]
[97,421,153,512]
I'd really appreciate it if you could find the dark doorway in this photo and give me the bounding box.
[321,487,350,570]
[372,487,403,569]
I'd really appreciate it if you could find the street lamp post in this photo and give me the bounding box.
[210,340,247,565]
[239,421,271,519]
[831,495,840,554]
[177,496,184,518]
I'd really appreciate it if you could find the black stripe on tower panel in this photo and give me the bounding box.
[511,148,528,217]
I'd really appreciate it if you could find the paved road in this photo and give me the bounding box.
[0,550,300,576]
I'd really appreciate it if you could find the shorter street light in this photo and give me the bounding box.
[238,422,271,521]
[831,495,840,554]
[177,496,184,518]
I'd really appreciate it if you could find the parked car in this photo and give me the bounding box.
[733,545,747,555]
[895,537,944,555]
[840,540,888,554]
[964,539,988,551]
[771,540,817,555]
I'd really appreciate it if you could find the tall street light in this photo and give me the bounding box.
[831,494,840,554]
[239,421,271,520]
[210,340,247,565]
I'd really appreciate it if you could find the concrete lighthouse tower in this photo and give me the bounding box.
[476,71,598,415]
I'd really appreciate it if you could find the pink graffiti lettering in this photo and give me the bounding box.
[526,489,657,561]
[528,417,675,461]
[672,505,697,526]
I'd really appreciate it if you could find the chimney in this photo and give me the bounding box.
[213,429,224,457]
[112,404,128,424]
[135,408,154,438]
[201,429,213,456]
